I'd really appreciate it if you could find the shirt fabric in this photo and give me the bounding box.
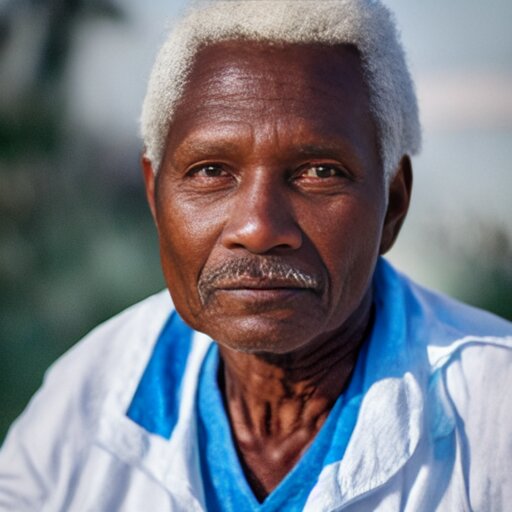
[1,258,512,511]
[127,311,368,511]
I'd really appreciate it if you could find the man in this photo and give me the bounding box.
[1,0,511,510]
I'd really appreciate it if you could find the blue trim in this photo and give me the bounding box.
[126,311,194,438]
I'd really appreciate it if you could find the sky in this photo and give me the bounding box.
[63,0,512,289]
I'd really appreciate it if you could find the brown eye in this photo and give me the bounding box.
[189,164,229,177]
[301,165,344,178]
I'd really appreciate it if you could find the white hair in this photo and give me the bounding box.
[140,0,421,184]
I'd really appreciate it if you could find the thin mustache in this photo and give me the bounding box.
[197,257,322,303]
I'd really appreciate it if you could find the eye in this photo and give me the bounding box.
[188,164,230,178]
[298,164,349,179]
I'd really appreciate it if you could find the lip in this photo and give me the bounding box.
[212,276,319,301]
[197,266,324,306]
[214,287,312,302]
[212,276,320,292]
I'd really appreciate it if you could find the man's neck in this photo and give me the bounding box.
[217,291,374,501]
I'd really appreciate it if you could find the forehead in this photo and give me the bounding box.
[164,41,378,167]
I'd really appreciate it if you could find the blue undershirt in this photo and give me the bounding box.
[196,341,368,512]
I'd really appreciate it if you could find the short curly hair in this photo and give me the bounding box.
[140,0,421,184]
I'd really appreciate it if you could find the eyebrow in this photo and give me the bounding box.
[175,139,352,158]
[176,139,243,158]
[292,143,348,158]
[170,128,366,170]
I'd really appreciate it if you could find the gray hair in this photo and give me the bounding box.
[140,0,421,184]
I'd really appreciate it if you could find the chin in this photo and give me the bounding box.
[217,336,290,355]
[197,314,324,355]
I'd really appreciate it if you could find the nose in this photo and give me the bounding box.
[221,174,302,254]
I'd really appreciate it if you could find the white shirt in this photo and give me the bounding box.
[0,259,511,511]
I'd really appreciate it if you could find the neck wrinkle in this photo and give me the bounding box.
[218,291,374,440]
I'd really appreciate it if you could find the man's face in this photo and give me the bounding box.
[144,41,409,354]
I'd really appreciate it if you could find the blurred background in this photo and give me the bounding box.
[1,0,511,441]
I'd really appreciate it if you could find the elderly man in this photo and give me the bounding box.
[1,0,511,510]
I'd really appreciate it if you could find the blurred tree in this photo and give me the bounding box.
[36,0,124,88]
[0,0,124,158]
[0,0,163,442]
[449,224,512,321]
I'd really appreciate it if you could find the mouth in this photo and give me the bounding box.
[212,284,314,309]
[197,256,323,305]
[207,277,320,309]
[215,276,317,291]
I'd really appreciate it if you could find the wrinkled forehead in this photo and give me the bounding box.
[163,40,380,175]
[173,40,369,114]
[168,40,377,140]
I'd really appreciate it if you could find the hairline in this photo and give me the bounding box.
[141,0,421,189]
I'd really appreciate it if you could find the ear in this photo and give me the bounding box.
[379,155,413,254]
[141,154,158,224]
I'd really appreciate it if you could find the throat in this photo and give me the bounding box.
[218,341,367,499]
[234,423,322,502]
[223,368,351,500]
[216,300,375,500]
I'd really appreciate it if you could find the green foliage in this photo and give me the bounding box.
[0,0,163,443]
[448,225,512,321]
[36,0,125,85]
[0,99,62,158]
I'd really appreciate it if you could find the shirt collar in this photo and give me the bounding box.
[305,258,428,508]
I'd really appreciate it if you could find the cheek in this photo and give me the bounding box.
[305,195,384,314]
[155,190,226,318]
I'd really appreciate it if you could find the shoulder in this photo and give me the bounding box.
[439,338,512,509]
[0,291,174,506]
[377,258,512,344]
[400,268,512,386]
[26,289,174,433]
[383,258,512,399]
[43,290,174,389]
[375,259,511,374]
[27,290,174,420]
[381,262,512,508]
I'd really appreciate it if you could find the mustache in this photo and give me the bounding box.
[197,256,323,304]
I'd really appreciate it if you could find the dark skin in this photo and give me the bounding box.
[143,41,412,500]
